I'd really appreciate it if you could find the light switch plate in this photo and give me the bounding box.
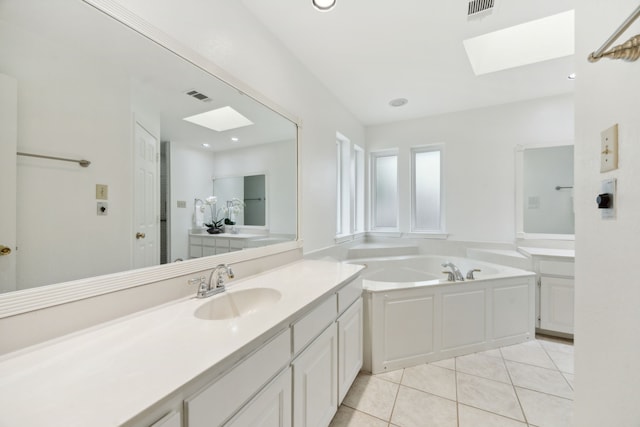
[600,124,618,172]
[96,184,109,200]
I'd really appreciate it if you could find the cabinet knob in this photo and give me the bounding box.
[135,232,146,240]
[0,245,11,256]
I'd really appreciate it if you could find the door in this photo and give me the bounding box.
[0,74,17,293]
[133,120,160,269]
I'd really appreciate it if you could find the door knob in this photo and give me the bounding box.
[0,245,12,256]
[135,232,146,240]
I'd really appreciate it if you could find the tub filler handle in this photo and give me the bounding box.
[466,269,481,280]
[442,271,456,281]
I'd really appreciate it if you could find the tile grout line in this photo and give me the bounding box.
[537,340,575,391]
[386,368,404,426]
[500,345,530,426]
[454,356,460,427]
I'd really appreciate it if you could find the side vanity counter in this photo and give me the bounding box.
[0,260,364,427]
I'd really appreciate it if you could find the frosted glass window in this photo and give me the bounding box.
[372,153,398,229]
[336,140,343,235]
[412,148,441,231]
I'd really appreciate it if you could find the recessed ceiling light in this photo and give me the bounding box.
[201,143,210,148]
[312,0,336,11]
[463,10,575,75]
[183,106,254,132]
[389,98,408,107]
[567,73,576,80]
[231,137,239,142]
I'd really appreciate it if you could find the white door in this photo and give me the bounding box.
[0,74,17,293]
[133,120,159,269]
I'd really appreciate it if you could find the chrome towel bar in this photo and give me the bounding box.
[589,5,640,62]
[17,152,91,167]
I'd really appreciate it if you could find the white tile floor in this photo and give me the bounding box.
[331,337,574,427]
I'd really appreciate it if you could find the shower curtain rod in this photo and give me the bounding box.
[589,5,640,62]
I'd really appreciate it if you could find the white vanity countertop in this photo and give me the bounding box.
[518,246,575,259]
[0,259,364,427]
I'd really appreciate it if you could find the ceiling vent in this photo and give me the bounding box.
[467,0,494,19]
[185,89,212,102]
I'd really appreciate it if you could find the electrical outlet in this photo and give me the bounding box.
[600,124,618,172]
[97,202,108,216]
[598,178,616,219]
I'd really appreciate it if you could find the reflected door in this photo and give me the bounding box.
[0,75,17,293]
[133,121,160,269]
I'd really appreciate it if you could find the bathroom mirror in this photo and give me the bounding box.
[212,175,267,227]
[0,0,298,294]
[515,144,574,239]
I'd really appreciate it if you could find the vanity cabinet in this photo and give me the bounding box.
[337,298,363,404]
[188,234,254,258]
[292,324,338,427]
[225,368,292,427]
[183,277,363,427]
[522,251,575,336]
[150,412,181,427]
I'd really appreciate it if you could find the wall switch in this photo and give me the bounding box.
[97,202,108,216]
[600,124,618,172]
[96,184,109,200]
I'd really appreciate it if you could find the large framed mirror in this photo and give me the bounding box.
[515,143,574,239]
[0,0,299,305]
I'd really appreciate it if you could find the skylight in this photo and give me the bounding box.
[463,10,575,75]
[183,106,253,132]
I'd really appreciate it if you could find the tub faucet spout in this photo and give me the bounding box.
[441,262,465,281]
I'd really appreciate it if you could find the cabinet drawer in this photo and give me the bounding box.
[202,238,216,248]
[337,278,362,314]
[190,237,203,245]
[150,411,181,427]
[292,294,337,355]
[539,260,574,276]
[186,328,291,427]
[215,238,231,248]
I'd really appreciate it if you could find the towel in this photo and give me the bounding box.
[194,204,205,227]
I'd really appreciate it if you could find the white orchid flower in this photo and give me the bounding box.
[205,196,217,205]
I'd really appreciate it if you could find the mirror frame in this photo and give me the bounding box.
[515,142,575,241]
[0,0,302,319]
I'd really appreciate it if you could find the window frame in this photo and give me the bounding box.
[369,149,399,231]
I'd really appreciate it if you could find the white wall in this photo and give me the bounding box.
[113,0,366,253]
[212,140,297,235]
[366,94,574,243]
[573,1,640,425]
[168,143,216,261]
[5,21,135,289]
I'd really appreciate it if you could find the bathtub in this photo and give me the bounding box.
[347,255,536,374]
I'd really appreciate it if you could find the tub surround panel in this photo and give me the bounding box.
[359,255,535,374]
[0,259,363,427]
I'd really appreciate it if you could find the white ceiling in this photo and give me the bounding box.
[241,0,575,125]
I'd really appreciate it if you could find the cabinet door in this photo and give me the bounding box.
[337,298,363,404]
[540,277,574,334]
[225,368,292,427]
[292,324,338,427]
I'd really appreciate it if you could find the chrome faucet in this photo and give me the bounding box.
[441,262,465,281]
[189,264,235,298]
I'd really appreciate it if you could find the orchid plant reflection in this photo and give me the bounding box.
[203,196,227,230]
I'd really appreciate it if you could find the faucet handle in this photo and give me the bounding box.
[466,269,481,280]
[188,276,207,297]
[442,271,455,282]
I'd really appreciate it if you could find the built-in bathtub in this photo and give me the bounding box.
[347,255,536,374]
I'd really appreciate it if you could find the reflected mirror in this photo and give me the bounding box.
[0,0,298,293]
[516,145,574,237]
[212,175,267,227]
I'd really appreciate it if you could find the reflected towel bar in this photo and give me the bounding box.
[589,5,640,62]
[17,152,91,167]
[555,186,574,190]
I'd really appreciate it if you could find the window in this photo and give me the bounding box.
[336,135,364,237]
[371,151,398,230]
[411,146,443,232]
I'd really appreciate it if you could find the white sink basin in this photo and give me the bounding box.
[194,288,282,320]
